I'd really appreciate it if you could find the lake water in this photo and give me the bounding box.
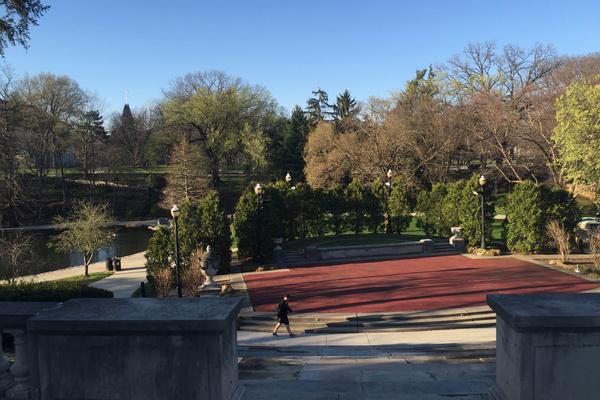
[12,227,153,275]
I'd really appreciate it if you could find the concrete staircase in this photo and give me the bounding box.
[238,306,496,334]
[282,241,459,267]
[239,342,496,400]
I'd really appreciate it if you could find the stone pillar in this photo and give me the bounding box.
[488,293,600,400]
[0,332,15,395]
[273,238,284,267]
[4,329,31,399]
[28,298,243,400]
[419,239,434,253]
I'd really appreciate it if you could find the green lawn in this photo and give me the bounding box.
[52,272,113,285]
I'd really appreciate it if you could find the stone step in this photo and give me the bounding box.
[240,378,493,399]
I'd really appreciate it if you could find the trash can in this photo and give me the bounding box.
[113,257,122,271]
[105,258,114,271]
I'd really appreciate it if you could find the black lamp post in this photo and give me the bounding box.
[171,204,182,297]
[285,173,293,239]
[254,183,263,262]
[385,169,393,235]
[478,175,487,249]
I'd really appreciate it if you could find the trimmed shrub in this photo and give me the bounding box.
[366,181,385,233]
[233,185,280,259]
[416,183,448,237]
[0,281,113,302]
[145,226,173,278]
[346,180,366,234]
[325,184,347,235]
[389,176,413,235]
[197,191,232,272]
[541,187,581,247]
[440,175,493,246]
[506,181,544,253]
[506,183,581,254]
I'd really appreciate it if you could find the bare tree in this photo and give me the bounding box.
[163,135,208,205]
[0,232,35,283]
[49,201,114,276]
[589,231,600,270]
[547,219,571,263]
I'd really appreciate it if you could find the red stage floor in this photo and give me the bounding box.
[243,255,599,313]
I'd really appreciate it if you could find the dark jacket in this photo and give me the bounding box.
[277,301,292,318]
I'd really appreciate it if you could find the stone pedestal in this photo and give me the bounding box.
[419,239,434,253]
[28,298,242,400]
[200,246,220,291]
[449,227,465,252]
[488,294,600,400]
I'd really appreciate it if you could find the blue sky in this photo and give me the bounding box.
[4,0,600,116]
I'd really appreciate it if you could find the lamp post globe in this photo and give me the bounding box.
[479,175,487,187]
[171,204,182,297]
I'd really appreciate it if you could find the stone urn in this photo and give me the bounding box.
[200,245,220,291]
[449,226,465,252]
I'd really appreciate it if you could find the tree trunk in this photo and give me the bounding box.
[84,254,91,277]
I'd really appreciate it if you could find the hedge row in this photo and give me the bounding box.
[0,280,113,302]
[506,182,580,253]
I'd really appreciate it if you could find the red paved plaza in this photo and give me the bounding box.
[243,255,599,313]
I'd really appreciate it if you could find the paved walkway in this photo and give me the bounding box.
[238,326,496,348]
[90,252,147,298]
[18,252,147,298]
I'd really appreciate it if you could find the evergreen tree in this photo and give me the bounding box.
[75,110,106,179]
[305,88,333,126]
[333,89,359,121]
[282,106,310,180]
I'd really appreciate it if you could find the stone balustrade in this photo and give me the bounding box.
[0,302,59,399]
[1,297,242,400]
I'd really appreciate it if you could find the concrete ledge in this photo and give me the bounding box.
[306,241,427,262]
[488,293,600,400]
[28,298,241,332]
[0,302,60,328]
[28,298,243,400]
[488,293,600,329]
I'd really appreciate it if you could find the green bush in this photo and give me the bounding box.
[366,181,385,233]
[506,183,581,253]
[506,181,544,253]
[0,280,113,302]
[233,185,280,259]
[440,175,493,246]
[145,191,232,277]
[145,226,173,278]
[198,191,232,272]
[541,187,581,235]
[389,176,413,234]
[416,183,448,236]
[346,180,366,234]
[325,184,347,235]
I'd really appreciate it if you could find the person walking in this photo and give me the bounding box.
[272,294,295,337]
